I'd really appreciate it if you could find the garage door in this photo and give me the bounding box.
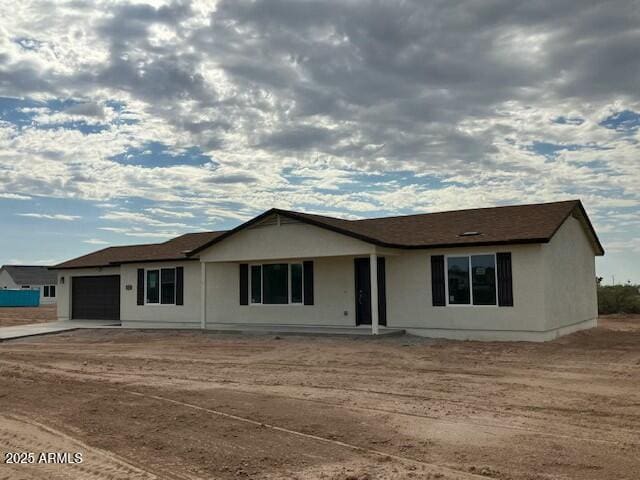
[72,276,120,320]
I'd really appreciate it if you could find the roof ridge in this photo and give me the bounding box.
[3,264,54,267]
[352,199,581,223]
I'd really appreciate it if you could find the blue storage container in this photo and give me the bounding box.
[0,289,40,307]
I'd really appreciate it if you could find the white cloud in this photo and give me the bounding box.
[145,207,195,219]
[0,0,638,279]
[0,193,31,200]
[83,238,110,245]
[16,213,81,221]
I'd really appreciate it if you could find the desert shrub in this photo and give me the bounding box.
[598,284,640,314]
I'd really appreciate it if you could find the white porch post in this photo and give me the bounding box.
[200,262,207,329]
[370,252,379,335]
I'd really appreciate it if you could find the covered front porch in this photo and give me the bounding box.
[199,252,395,336]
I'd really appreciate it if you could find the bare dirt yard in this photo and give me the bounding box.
[1,315,639,479]
[0,305,57,327]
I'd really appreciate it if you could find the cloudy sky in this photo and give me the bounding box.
[0,0,638,282]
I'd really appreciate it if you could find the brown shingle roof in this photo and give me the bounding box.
[54,231,226,269]
[190,199,604,256]
[56,200,603,269]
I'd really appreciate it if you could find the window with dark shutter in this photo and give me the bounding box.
[239,264,249,305]
[303,261,314,305]
[497,252,513,306]
[137,269,144,305]
[175,266,184,305]
[431,255,446,306]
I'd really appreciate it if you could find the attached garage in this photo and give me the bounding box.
[72,275,120,320]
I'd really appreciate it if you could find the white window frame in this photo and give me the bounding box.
[49,285,56,297]
[43,285,50,297]
[145,267,177,306]
[249,262,304,306]
[444,253,499,307]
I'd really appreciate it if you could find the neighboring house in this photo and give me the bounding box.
[53,200,603,341]
[0,265,59,305]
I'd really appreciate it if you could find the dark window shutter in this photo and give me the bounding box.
[175,267,184,306]
[239,264,249,305]
[137,268,145,305]
[497,252,513,306]
[377,257,387,326]
[303,261,314,305]
[431,255,446,306]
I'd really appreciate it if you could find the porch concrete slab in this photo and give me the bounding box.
[200,324,406,336]
[0,320,120,342]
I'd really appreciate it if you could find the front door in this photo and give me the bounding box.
[354,258,371,325]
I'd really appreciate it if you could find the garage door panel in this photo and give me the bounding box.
[72,276,120,320]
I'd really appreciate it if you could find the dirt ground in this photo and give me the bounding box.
[0,305,57,327]
[0,315,639,480]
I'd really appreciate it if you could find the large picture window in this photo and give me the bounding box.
[250,263,303,305]
[146,268,176,305]
[446,254,497,306]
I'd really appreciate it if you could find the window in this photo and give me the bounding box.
[250,263,303,305]
[146,268,177,305]
[471,255,496,305]
[447,257,470,304]
[21,285,31,289]
[42,285,56,298]
[251,265,262,303]
[446,254,497,306]
[291,264,303,304]
[263,264,288,304]
[146,270,160,304]
[161,268,176,304]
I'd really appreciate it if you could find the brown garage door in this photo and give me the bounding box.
[72,276,120,320]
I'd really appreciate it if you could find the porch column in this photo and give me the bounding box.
[200,262,207,329]
[370,253,379,335]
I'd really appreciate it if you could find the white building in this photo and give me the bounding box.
[53,200,603,341]
[0,265,58,305]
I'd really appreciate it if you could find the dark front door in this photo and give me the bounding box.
[72,275,121,320]
[354,258,371,325]
[354,257,387,326]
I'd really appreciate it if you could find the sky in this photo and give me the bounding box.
[0,0,638,283]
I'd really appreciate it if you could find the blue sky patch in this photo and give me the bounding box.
[530,141,584,159]
[600,110,640,132]
[110,141,215,168]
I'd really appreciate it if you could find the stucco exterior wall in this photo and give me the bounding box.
[0,270,18,289]
[542,216,598,331]
[199,217,375,262]
[385,244,548,338]
[57,267,121,321]
[120,261,202,328]
[205,256,356,327]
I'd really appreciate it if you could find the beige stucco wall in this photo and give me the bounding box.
[120,261,202,328]
[542,216,598,330]
[56,267,121,321]
[205,256,356,327]
[199,217,375,262]
[385,244,547,334]
[57,262,201,326]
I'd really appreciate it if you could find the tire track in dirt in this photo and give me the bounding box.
[2,358,637,446]
[0,414,165,480]
[121,389,489,480]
